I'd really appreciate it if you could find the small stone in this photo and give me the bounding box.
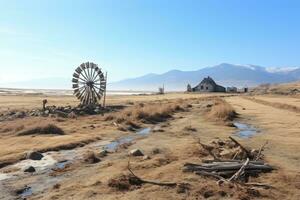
[142,155,151,160]
[26,151,44,160]
[90,125,96,129]
[129,149,144,157]
[67,111,77,119]
[15,111,26,118]
[98,150,108,157]
[24,166,36,173]
[151,148,161,155]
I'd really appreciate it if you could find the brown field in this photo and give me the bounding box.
[0,92,299,200]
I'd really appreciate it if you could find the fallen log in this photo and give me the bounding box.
[196,160,265,167]
[184,163,273,173]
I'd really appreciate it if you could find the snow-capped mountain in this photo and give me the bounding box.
[109,63,300,91]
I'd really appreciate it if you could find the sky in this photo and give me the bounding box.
[0,0,300,85]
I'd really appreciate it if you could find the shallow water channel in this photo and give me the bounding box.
[0,126,155,199]
[233,122,260,138]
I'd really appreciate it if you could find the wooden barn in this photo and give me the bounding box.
[191,76,226,92]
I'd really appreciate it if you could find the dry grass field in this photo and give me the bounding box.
[0,92,299,200]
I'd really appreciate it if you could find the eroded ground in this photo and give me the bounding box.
[0,93,299,200]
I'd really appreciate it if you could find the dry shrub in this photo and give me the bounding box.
[105,101,185,125]
[17,124,65,136]
[207,98,237,121]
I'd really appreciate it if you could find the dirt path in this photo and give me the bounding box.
[226,96,300,172]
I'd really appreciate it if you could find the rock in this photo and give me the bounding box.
[83,152,101,164]
[90,125,96,129]
[94,109,100,113]
[15,111,26,118]
[151,148,161,155]
[142,155,151,160]
[26,151,44,160]
[67,111,77,119]
[98,150,108,157]
[24,166,36,173]
[44,110,50,115]
[55,110,68,118]
[129,149,144,157]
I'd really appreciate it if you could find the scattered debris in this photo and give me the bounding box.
[184,137,274,187]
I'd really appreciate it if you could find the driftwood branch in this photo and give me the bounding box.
[243,182,274,189]
[229,136,252,158]
[127,160,177,187]
[255,141,268,161]
[228,158,250,182]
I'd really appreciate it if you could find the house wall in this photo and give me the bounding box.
[193,83,215,92]
[216,85,226,92]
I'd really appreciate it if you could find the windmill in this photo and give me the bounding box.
[72,62,107,107]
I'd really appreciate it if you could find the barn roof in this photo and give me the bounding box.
[200,76,217,86]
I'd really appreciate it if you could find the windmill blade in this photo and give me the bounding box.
[73,73,80,79]
[72,84,79,89]
[72,78,79,83]
[92,86,101,100]
[75,67,82,74]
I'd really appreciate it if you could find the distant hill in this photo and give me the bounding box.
[251,81,300,96]
[2,63,299,91]
[109,63,300,91]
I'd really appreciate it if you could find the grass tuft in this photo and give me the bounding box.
[17,124,65,136]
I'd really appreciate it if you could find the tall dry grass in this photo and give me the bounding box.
[104,100,186,126]
[17,124,65,136]
[207,98,237,121]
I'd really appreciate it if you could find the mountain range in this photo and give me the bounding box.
[109,63,300,91]
[1,63,300,91]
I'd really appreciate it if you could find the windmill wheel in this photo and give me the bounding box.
[72,62,106,106]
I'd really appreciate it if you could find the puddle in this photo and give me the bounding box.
[13,154,57,172]
[54,160,70,169]
[234,122,259,138]
[18,186,33,198]
[137,127,152,136]
[104,136,134,151]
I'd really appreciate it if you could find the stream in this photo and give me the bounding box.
[233,122,260,138]
[0,126,155,199]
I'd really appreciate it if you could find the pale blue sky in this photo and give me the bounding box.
[0,0,299,83]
